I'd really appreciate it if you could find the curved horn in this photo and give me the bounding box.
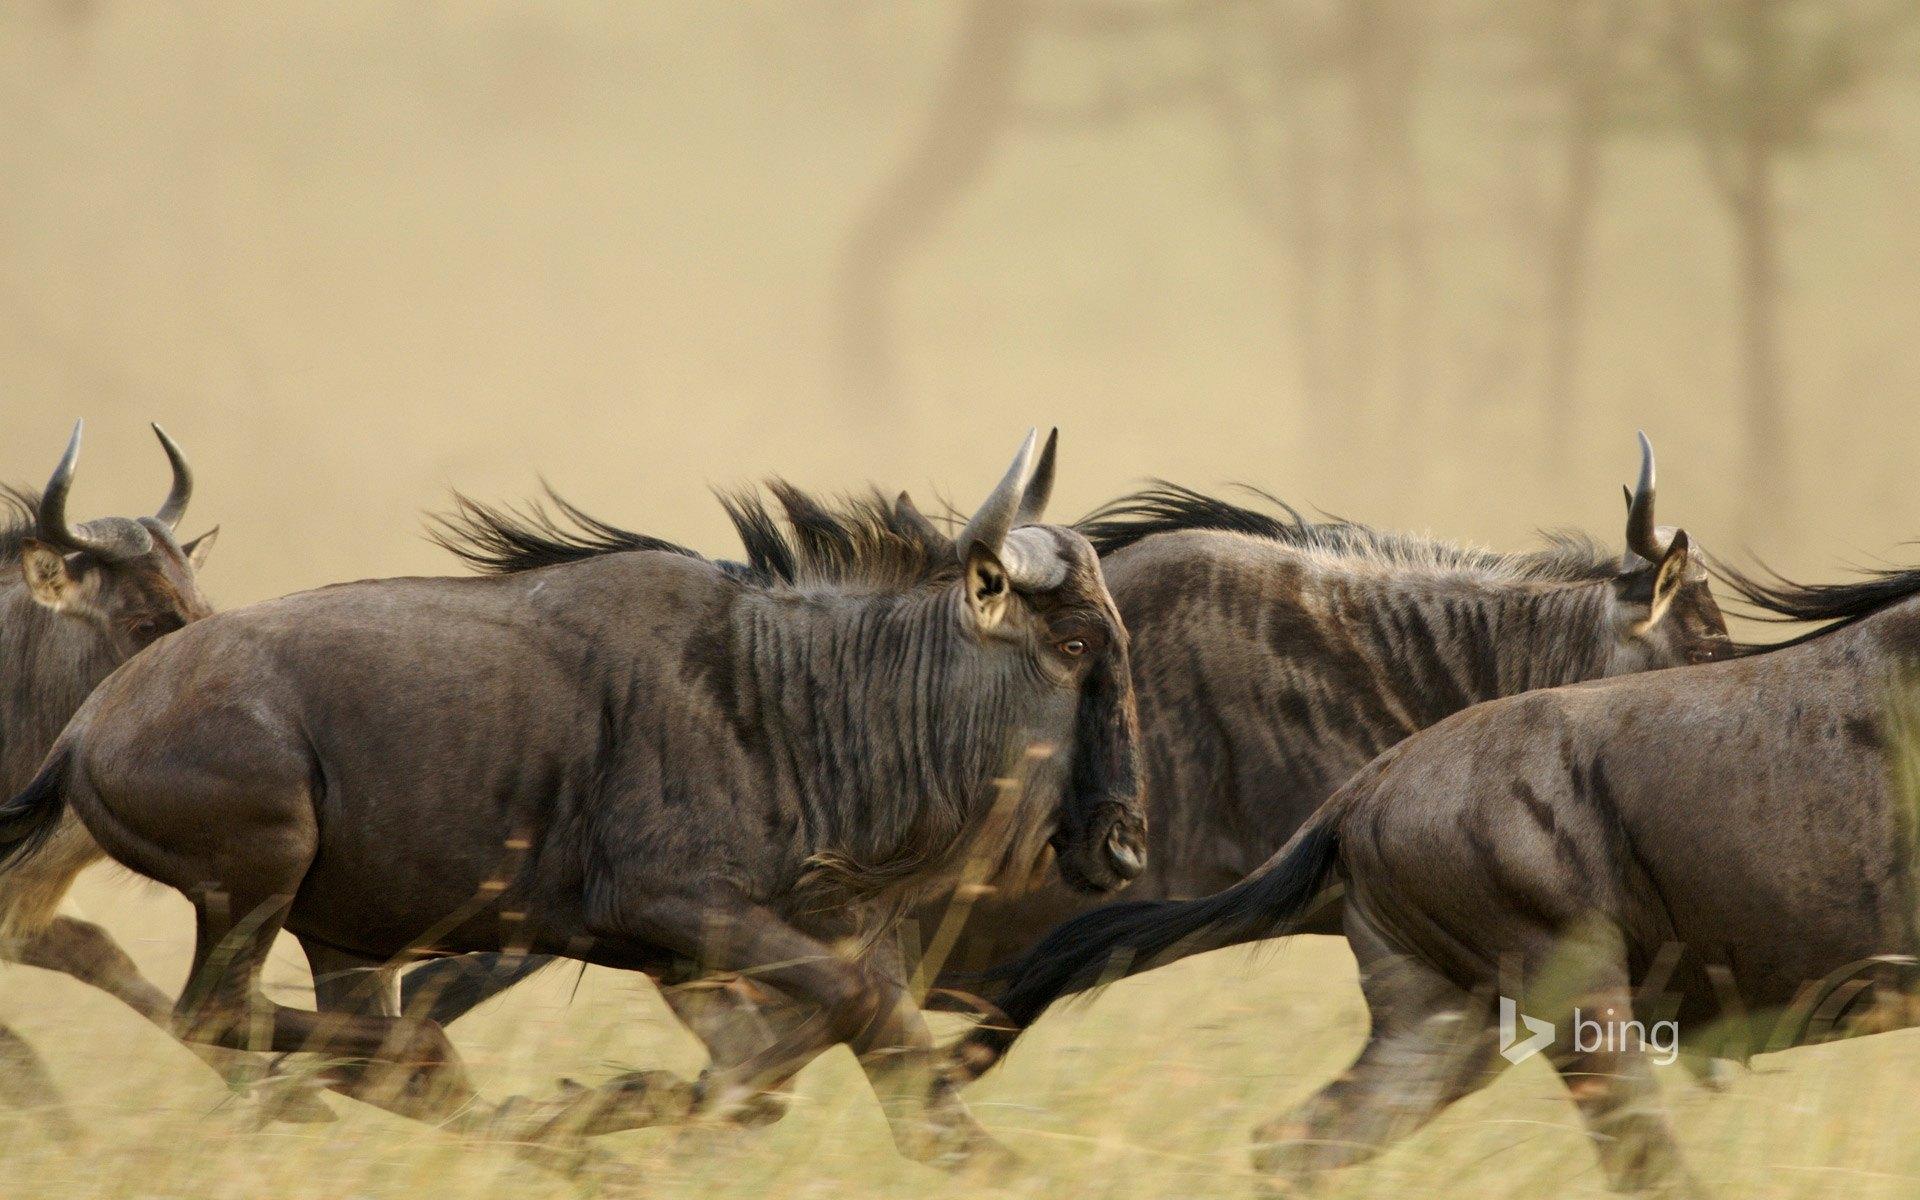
[956,428,1038,561]
[1001,526,1069,591]
[150,423,193,528]
[35,422,107,555]
[1014,428,1057,526]
[1624,430,1660,563]
[36,421,153,561]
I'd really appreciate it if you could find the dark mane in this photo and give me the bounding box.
[1078,483,1616,583]
[429,488,706,576]
[718,482,957,588]
[1712,556,1920,653]
[431,482,958,590]
[0,487,41,568]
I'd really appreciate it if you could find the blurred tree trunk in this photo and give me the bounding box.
[1731,1,1786,528]
[836,0,1026,408]
[1669,0,1791,534]
[1283,105,1333,410]
[1207,4,1335,414]
[1543,0,1632,464]
[1382,2,1429,426]
[1338,0,1385,419]
[1329,0,1428,485]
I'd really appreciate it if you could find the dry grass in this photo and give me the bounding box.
[6,873,1920,1199]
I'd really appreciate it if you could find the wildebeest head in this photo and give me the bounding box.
[12,421,216,658]
[1601,432,1731,675]
[948,430,1146,895]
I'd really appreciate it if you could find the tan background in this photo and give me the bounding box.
[6,4,1919,604]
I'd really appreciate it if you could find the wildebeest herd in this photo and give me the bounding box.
[2,421,1918,1195]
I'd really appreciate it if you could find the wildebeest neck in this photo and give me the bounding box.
[729,586,1064,913]
[0,583,119,793]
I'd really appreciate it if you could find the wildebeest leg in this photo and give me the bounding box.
[838,932,1008,1166]
[404,952,803,1127]
[0,818,333,1123]
[0,1022,82,1145]
[399,953,553,1027]
[302,940,399,1017]
[588,897,1004,1165]
[12,917,244,1076]
[660,978,804,1126]
[172,885,479,1130]
[1251,918,1504,1191]
[1548,982,1700,1196]
[402,953,803,1127]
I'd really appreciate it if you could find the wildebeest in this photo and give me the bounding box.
[0,430,1145,1165]
[954,550,1920,1192]
[0,421,240,1137]
[410,435,1734,1102]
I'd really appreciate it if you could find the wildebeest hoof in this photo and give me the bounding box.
[493,1071,698,1142]
[728,1090,789,1128]
[938,1133,1021,1182]
[899,1113,1020,1178]
[685,1069,789,1128]
[563,1070,698,1136]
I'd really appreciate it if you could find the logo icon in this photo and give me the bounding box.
[1498,996,1554,1064]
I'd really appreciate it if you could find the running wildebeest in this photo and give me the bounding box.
[406,434,1734,1103]
[0,430,1146,1166]
[954,550,1920,1193]
[0,421,253,1138]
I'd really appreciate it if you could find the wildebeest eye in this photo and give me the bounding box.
[1057,638,1087,657]
[132,614,184,642]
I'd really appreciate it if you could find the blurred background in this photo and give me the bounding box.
[7,1,1920,605]
[8,5,1920,1197]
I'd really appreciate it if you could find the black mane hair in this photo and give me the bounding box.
[1712,556,1920,653]
[430,488,706,576]
[717,483,958,588]
[1078,483,1311,553]
[1079,483,1618,583]
[431,482,959,590]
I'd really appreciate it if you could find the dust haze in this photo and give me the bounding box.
[7,2,1918,610]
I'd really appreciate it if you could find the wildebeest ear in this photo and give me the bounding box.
[892,493,941,542]
[20,539,82,611]
[1641,529,1692,631]
[964,542,1013,631]
[181,526,219,571]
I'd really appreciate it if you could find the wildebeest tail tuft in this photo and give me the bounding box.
[0,749,72,873]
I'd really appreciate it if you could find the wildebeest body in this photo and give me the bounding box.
[1,431,1145,1168]
[925,451,1728,973]
[1337,648,1912,1021]
[100,552,1070,963]
[962,563,1920,1193]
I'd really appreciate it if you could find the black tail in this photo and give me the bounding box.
[0,750,72,873]
[946,819,1340,1082]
